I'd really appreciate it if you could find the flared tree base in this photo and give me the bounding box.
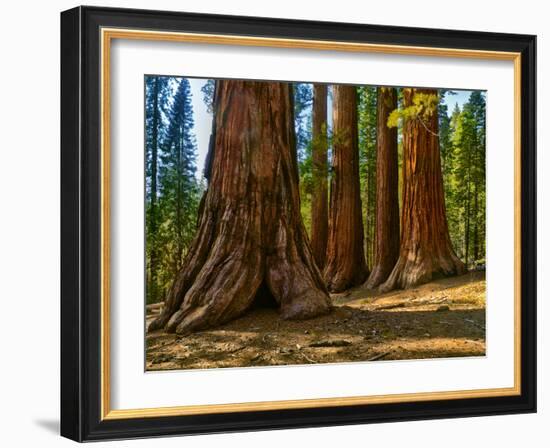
[379,252,466,293]
[149,80,331,335]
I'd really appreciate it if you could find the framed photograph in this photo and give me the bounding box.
[60,6,536,441]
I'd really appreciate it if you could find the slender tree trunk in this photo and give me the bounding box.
[324,85,368,292]
[149,80,331,335]
[310,84,329,269]
[366,87,400,288]
[380,88,465,292]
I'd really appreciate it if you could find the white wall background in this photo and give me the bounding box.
[0,0,545,446]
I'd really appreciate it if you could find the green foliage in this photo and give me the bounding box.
[294,83,314,164]
[438,92,457,249]
[145,76,171,197]
[145,76,204,303]
[357,86,377,266]
[200,79,216,113]
[441,92,486,267]
[387,92,439,129]
[145,79,487,306]
[293,83,314,235]
[387,88,486,268]
[145,76,171,303]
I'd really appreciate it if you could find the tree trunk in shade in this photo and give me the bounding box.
[324,85,369,292]
[366,87,400,289]
[149,80,331,335]
[310,84,329,269]
[380,88,465,292]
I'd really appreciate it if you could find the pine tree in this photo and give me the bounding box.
[445,102,462,253]
[292,84,315,234]
[455,104,475,265]
[466,91,486,264]
[294,83,314,162]
[158,78,201,291]
[450,92,486,267]
[145,76,171,303]
[200,79,216,113]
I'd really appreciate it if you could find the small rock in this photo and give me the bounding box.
[304,330,309,334]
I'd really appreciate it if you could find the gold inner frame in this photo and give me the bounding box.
[100,27,522,420]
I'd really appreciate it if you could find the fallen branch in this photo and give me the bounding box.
[464,318,486,331]
[309,339,352,348]
[228,346,246,354]
[373,303,406,311]
[367,351,391,362]
[300,352,318,364]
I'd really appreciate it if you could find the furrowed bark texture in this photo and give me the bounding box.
[310,84,329,269]
[324,85,369,292]
[149,80,331,335]
[366,87,400,288]
[380,88,466,292]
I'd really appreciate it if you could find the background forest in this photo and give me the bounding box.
[145,76,486,305]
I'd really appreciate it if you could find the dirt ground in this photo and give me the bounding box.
[146,271,486,371]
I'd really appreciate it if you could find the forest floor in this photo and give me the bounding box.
[146,270,486,371]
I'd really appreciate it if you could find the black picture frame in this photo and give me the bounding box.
[61,5,536,442]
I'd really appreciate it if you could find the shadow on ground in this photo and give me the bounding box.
[146,271,486,370]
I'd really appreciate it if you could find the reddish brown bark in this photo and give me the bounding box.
[324,85,368,292]
[380,88,465,292]
[366,87,400,289]
[149,81,331,335]
[310,84,329,269]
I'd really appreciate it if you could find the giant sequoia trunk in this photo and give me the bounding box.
[366,87,400,289]
[310,84,329,269]
[324,85,368,292]
[149,80,331,335]
[380,88,465,292]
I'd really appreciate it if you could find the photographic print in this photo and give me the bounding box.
[145,77,487,371]
[61,8,536,440]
